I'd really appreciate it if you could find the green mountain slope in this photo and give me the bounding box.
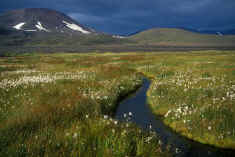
[129,28,235,46]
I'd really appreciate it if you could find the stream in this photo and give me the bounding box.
[115,78,235,157]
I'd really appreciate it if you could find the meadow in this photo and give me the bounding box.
[0,53,170,156]
[0,51,235,156]
[144,51,235,148]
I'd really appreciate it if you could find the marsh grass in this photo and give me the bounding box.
[0,53,171,156]
[145,51,235,148]
[1,51,234,156]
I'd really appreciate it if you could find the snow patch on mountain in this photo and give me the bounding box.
[13,22,25,30]
[62,21,90,34]
[35,21,50,32]
[24,30,37,32]
[217,32,223,36]
[112,35,126,39]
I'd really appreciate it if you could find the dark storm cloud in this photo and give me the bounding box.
[1,0,235,34]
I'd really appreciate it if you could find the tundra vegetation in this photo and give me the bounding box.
[0,53,170,157]
[0,51,234,156]
[143,51,235,148]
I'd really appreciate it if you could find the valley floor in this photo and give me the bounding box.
[0,50,235,156]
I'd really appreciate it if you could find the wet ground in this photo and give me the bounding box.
[115,78,235,157]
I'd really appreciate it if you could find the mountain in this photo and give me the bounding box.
[0,8,94,35]
[177,27,235,35]
[129,28,235,47]
[0,8,235,54]
[0,8,131,50]
[128,27,235,36]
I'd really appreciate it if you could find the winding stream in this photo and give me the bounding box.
[115,78,235,157]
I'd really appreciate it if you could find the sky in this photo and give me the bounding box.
[1,0,235,35]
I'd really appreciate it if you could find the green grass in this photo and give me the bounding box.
[130,28,235,46]
[0,53,171,156]
[1,28,235,55]
[1,51,235,156]
[144,51,235,148]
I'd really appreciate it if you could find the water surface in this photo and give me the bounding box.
[115,78,235,157]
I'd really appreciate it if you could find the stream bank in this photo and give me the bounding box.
[115,78,235,157]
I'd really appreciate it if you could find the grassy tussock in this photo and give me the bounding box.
[144,51,235,148]
[1,51,235,156]
[0,53,170,156]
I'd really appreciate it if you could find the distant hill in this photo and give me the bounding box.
[181,27,235,35]
[129,28,235,47]
[0,8,235,54]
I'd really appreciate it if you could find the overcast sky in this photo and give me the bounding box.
[1,0,235,35]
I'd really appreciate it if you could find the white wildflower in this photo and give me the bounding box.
[164,110,172,118]
[104,115,108,119]
[73,133,78,138]
[208,126,212,130]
